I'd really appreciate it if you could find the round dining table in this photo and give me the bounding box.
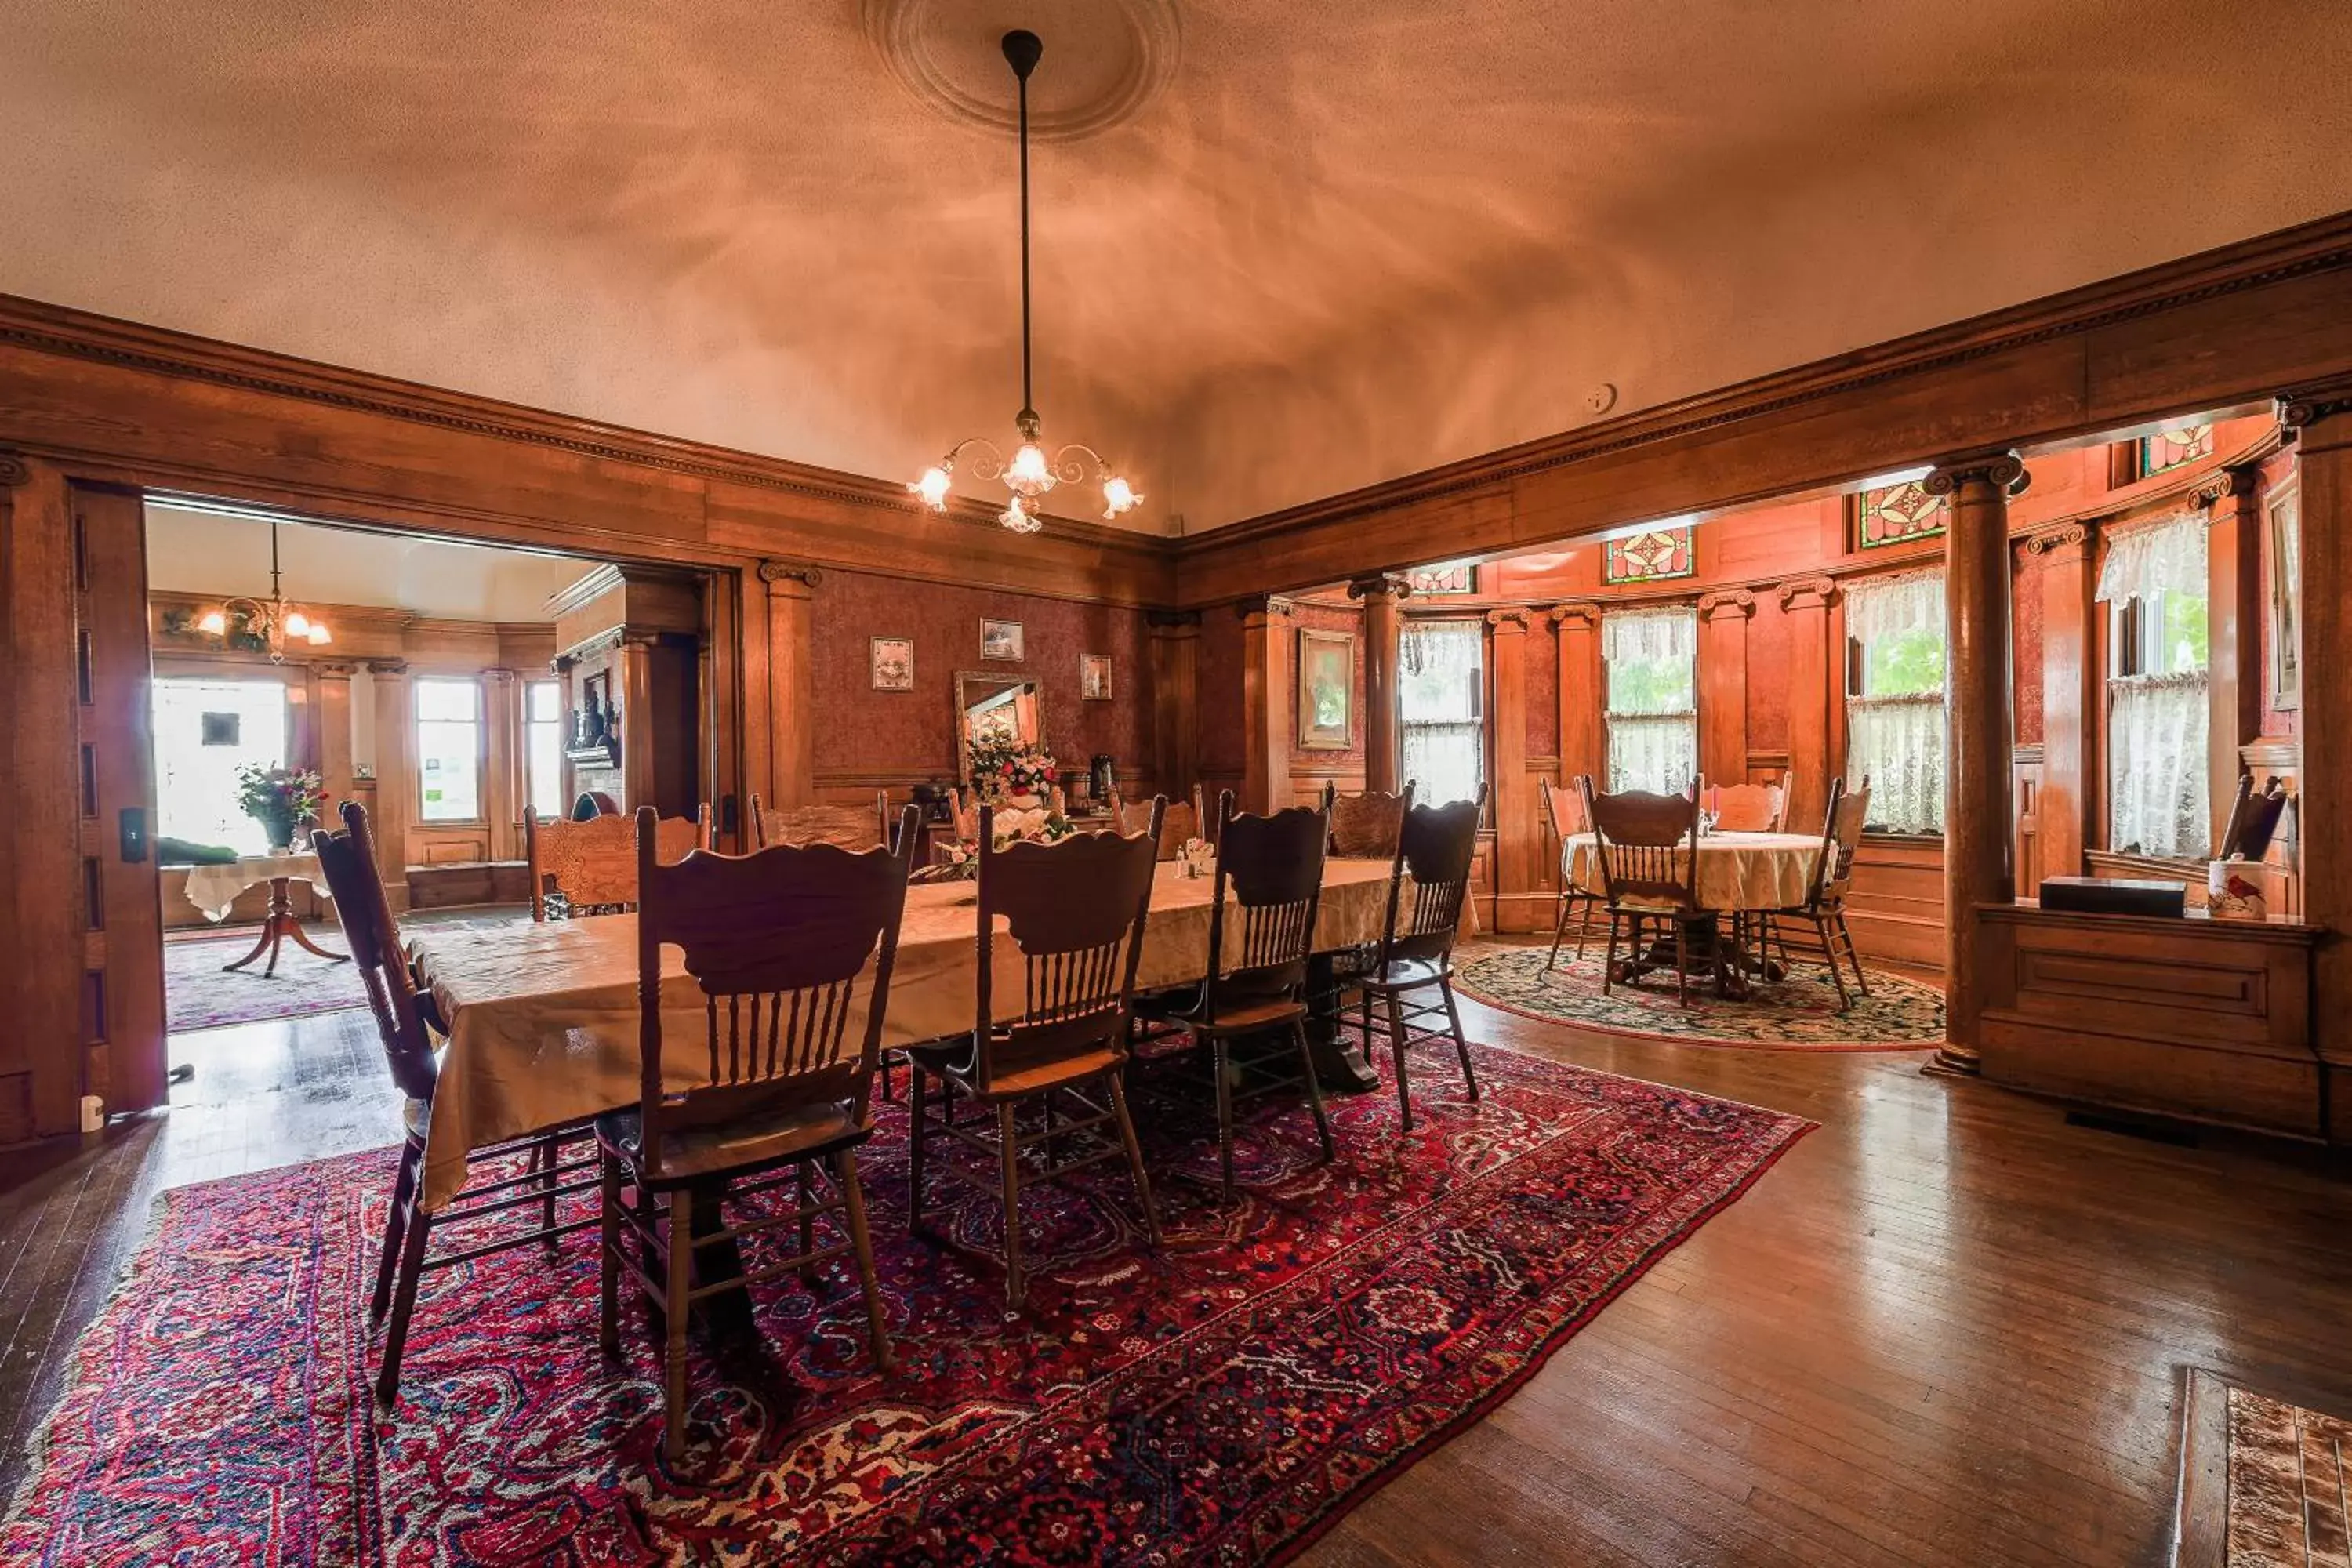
[1562,829,1822,998]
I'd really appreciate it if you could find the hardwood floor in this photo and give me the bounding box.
[3,949,2350,1564]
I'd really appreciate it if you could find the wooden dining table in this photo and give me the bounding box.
[1562,829,1822,999]
[405,858,1405,1213]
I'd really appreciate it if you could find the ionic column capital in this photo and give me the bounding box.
[1697,588,1757,621]
[1923,449,2030,499]
[1777,575,1839,611]
[1485,607,1532,632]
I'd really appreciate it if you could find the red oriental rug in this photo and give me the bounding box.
[2,1041,1809,1566]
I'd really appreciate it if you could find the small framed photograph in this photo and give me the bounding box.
[869,636,913,692]
[1296,628,1355,750]
[980,618,1025,662]
[1080,652,1112,701]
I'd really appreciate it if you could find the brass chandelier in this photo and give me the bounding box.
[197,521,331,661]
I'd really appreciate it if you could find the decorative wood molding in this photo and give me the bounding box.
[1547,602,1601,630]
[1145,608,1201,629]
[1484,607,1531,630]
[2025,522,2090,555]
[757,559,824,590]
[2013,743,2045,765]
[1346,572,1411,601]
[1236,593,1295,619]
[365,658,409,675]
[1697,587,1757,619]
[2278,376,2352,430]
[0,450,27,487]
[2242,737,2303,771]
[1777,575,1839,610]
[1924,449,2031,499]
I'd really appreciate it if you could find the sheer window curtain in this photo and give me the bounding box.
[2100,514,2209,858]
[1602,608,1697,795]
[1399,619,1485,806]
[1843,569,1946,834]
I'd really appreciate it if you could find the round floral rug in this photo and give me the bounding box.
[1454,944,1943,1050]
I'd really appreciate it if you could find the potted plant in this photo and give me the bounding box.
[234,764,324,853]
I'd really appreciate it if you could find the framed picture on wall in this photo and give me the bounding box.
[1080,653,1112,701]
[2268,477,2301,710]
[869,636,913,692]
[1296,628,1354,750]
[980,618,1025,662]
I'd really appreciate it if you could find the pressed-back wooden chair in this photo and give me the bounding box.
[1110,784,1207,859]
[1705,773,1788,833]
[524,803,711,919]
[1156,793,1334,1200]
[1760,776,1872,1008]
[1323,784,1412,859]
[749,790,891,852]
[1343,786,1485,1132]
[1540,775,1606,969]
[905,799,1167,1308]
[597,804,917,1462]
[312,801,597,1404]
[1580,780,1706,1006]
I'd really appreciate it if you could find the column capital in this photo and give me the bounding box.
[1546,601,1602,630]
[1485,606,1531,632]
[2278,376,2352,431]
[311,659,359,678]
[1347,573,1412,603]
[2024,521,2090,557]
[1235,593,1295,620]
[758,560,823,593]
[1697,587,1756,620]
[1923,448,2030,499]
[2190,466,2261,508]
[365,657,409,675]
[1777,575,1839,611]
[1145,608,1202,630]
[0,451,28,488]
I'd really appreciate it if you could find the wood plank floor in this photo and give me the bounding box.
[4,948,2350,1565]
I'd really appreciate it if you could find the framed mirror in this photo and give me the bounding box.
[956,670,1043,757]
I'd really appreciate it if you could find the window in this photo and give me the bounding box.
[1844,570,1946,834]
[1602,608,1697,793]
[2100,514,2209,858]
[1602,524,1695,584]
[1406,562,1476,596]
[1854,479,1949,550]
[415,677,484,822]
[152,677,290,856]
[1399,619,1484,806]
[525,680,566,820]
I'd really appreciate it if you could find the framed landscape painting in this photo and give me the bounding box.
[1080,653,1112,701]
[981,619,1025,661]
[869,636,913,691]
[1296,628,1354,750]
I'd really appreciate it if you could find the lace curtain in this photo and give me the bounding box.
[1603,607,1697,794]
[2108,673,2209,857]
[1844,570,1947,833]
[1399,619,1485,806]
[2097,512,2205,602]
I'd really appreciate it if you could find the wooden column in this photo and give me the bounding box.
[1549,604,1605,795]
[481,666,521,860]
[1147,610,1201,798]
[367,659,414,909]
[2201,464,2266,855]
[616,637,659,814]
[314,661,358,830]
[2280,383,2352,1132]
[1778,575,1839,832]
[1928,449,2029,1076]
[1697,589,1755,787]
[2028,522,2096,880]
[1239,595,1294,815]
[1486,608,1535,930]
[760,561,820,808]
[1349,574,1410,793]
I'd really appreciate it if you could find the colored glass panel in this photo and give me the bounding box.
[1856,481,1947,550]
[2138,424,2213,477]
[1406,562,1475,595]
[1602,525,1694,583]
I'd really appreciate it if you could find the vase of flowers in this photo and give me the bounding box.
[914,805,1078,888]
[234,764,324,852]
[967,734,1058,807]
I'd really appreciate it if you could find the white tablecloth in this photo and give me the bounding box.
[181,851,330,922]
[407,859,1403,1210]
[1564,831,1820,913]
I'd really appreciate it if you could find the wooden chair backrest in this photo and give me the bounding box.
[947,787,981,842]
[632,804,917,1178]
[1111,788,1197,859]
[970,799,1164,1091]
[1539,775,1588,840]
[1807,776,1871,908]
[2220,773,2290,862]
[310,801,437,1102]
[1325,784,1414,859]
[572,789,622,819]
[1707,773,1786,833]
[1377,786,1483,967]
[1580,780,1701,912]
[1204,791,1330,1010]
[750,791,891,852]
[526,804,710,920]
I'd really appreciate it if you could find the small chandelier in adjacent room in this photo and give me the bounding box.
[910,30,1140,534]
[197,521,331,662]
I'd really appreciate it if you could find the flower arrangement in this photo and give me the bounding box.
[234,764,323,851]
[967,733,1058,800]
[916,806,1077,883]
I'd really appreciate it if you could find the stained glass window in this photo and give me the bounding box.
[2137,424,2213,477]
[1406,562,1475,596]
[1601,525,1693,584]
[1855,481,1947,550]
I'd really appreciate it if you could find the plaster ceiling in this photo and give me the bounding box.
[6,2,2350,536]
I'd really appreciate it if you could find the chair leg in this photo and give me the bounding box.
[1838,912,1871,996]
[1817,914,1852,1010]
[1107,1069,1161,1247]
[1212,1037,1238,1202]
[372,1141,419,1323]
[597,1148,622,1359]
[797,1163,818,1284]
[1673,920,1690,1007]
[997,1102,1026,1308]
[662,1186,693,1465]
[375,1192,432,1404]
[1440,979,1479,1103]
[1385,990,1414,1134]
[1601,915,1620,995]
[906,1065,929,1232]
[1573,892,1596,961]
[1544,890,1573,971]
[538,1132,559,1249]
[832,1149,893,1372]
[1292,1019,1334,1162]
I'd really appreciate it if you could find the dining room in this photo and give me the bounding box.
[5,5,2352,1565]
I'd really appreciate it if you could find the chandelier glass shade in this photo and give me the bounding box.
[911,31,1139,534]
[195,522,330,662]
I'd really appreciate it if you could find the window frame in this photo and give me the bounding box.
[523,677,567,822]
[1839,569,1950,838]
[413,674,488,826]
[1396,615,1487,808]
[1600,606,1698,796]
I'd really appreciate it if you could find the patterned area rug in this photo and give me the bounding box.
[1456,945,1944,1049]
[2,1041,1808,1566]
[2221,1382,2352,1566]
[165,924,368,1033]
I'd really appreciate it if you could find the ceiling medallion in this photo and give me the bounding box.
[910,30,1140,534]
[862,0,1179,144]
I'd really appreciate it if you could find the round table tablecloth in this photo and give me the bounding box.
[182,850,328,921]
[1564,830,1820,912]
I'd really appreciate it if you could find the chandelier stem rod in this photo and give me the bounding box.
[1016,60,1033,423]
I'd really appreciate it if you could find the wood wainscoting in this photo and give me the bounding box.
[1977,902,2324,1138]
[1846,835,1947,970]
